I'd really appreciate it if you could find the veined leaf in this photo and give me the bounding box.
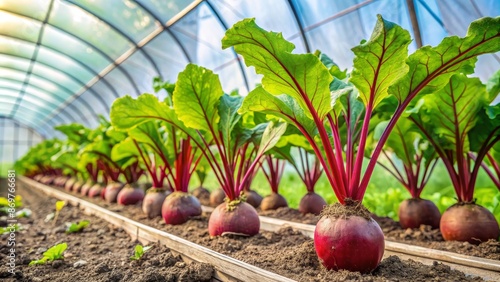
[419,74,487,151]
[390,16,500,101]
[173,64,223,132]
[223,18,332,119]
[375,118,419,165]
[239,86,316,136]
[486,69,500,102]
[350,15,411,109]
[110,94,184,132]
[219,94,243,151]
[128,121,170,164]
[257,121,287,156]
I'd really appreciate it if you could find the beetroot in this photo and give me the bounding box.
[72,180,84,193]
[40,175,56,185]
[191,186,211,206]
[242,190,263,208]
[440,202,499,244]
[208,200,260,236]
[314,203,384,273]
[64,178,77,192]
[209,188,226,207]
[104,182,124,203]
[80,181,94,196]
[162,191,201,225]
[399,198,441,229]
[87,183,103,198]
[299,192,327,215]
[117,184,145,205]
[33,174,43,181]
[260,192,288,211]
[143,188,169,219]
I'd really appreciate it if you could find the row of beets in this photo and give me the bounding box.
[18,14,500,274]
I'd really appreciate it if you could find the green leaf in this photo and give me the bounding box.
[111,137,141,167]
[43,243,67,261]
[223,18,332,119]
[414,74,487,152]
[130,244,152,260]
[66,220,90,234]
[486,69,500,102]
[239,86,316,136]
[173,64,223,132]
[375,118,419,165]
[350,15,411,109]
[111,94,184,132]
[218,94,243,150]
[257,121,287,156]
[390,16,500,102]
[128,121,170,164]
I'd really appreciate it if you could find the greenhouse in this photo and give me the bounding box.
[0,0,499,281]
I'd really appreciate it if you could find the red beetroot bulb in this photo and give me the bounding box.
[242,190,263,208]
[143,188,169,219]
[260,192,288,211]
[314,203,385,273]
[191,186,211,206]
[80,181,94,196]
[104,182,124,203]
[64,178,77,192]
[162,191,201,225]
[299,192,327,215]
[398,198,441,229]
[209,188,226,207]
[440,202,499,244]
[117,184,145,205]
[208,200,260,236]
[87,183,104,198]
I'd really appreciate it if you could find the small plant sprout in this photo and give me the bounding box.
[66,220,90,234]
[29,243,68,266]
[52,201,66,225]
[130,244,153,261]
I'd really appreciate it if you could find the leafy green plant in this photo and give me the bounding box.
[65,220,90,234]
[0,224,21,235]
[29,243,67,266]
[130,244,152,260]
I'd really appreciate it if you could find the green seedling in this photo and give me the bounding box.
[0,224,21,235]
[16,208,32,218]
[29,243,67,266]
[66,220,90,234]
[130,244,152,261]
[0,195,23,208]
[52,201,66,225]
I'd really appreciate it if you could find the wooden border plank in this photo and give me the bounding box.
[20,176,295,282]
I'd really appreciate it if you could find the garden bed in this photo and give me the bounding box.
[254,206,500,261]
[19,178,492,282]
[0,182,214,282]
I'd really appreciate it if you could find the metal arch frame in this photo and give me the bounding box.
[41,0,205,126]
[1,10,142,96]
[0,65,95,122]
[0,101,65,126]
[0,34,121,100]
[10,0,55,118]
[0,76,98,128]
[204,0,250,92]
[286,0,311,53]
[65,0,163,80]
[0,116,45,141]
[0,52,110,114]
[132,1,193,62]
[0,86,78,121]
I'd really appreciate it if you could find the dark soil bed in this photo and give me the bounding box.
[246,206,500,261]
[0,183,213,282]
[31,182,487,281]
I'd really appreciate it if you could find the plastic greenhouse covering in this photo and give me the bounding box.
[0,0,499,172]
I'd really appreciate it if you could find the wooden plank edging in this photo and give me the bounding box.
[20,177,296,282]
[202,205,500,273]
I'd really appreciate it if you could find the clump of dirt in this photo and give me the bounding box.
[320,199,372,220]
[258,207,318,224]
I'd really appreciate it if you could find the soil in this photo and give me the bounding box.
[252,206,500,261]
[0,182,214,282]
[31,182,487,281]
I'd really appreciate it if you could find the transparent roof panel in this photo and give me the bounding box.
[214,60,246,95]
[36,48,95,83]
[210,0,305,52]
[171,3,234,69]
[42,26,111,72]
[103,67,139,97]
[0,54,30,72]
[136,0,194,24]
[0,88,19,99]
[0,10,41,43]
[142,31,188,78]
[65,0,161,44]
[0,35,36,58]
[0,0,49,21]
[49,0,133,60]
[31,64,83,93]
[0,103,14,114]
[76,89,108,117]
[120,51,157,94]
[0,79,22,91]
